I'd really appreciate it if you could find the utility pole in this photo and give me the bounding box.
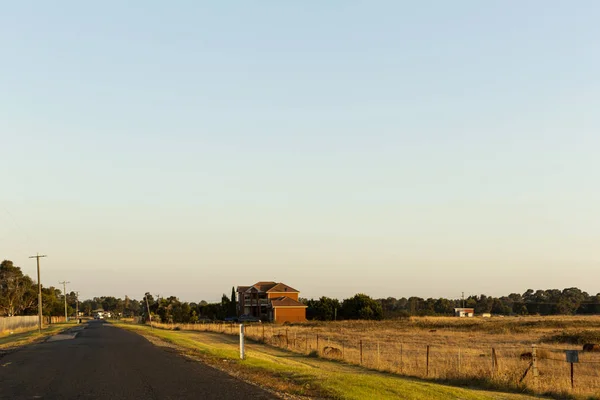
[462,292,465,308]
[75,291,80,322]
[145,293,153,330]
[59,281,70,322]
[29,254,47,332]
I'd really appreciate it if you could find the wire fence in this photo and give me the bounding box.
[151,322,600,397]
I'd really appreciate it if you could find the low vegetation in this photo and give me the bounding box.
[542,329,600,345]
[145,316,600,399]
[0,323,71,350]
[116,322,541,400]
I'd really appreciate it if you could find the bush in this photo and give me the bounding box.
[541,330,600,345]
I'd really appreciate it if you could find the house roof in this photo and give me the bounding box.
[270,296,307,308]
[266,283,299,293]
[251,281,277,292]
[236,286,250,293]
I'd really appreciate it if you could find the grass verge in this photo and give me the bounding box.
[115,322,543,400]
[0,323,74,350]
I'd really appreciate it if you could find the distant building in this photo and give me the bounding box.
[236,281,307,323]
[454,308,475,317]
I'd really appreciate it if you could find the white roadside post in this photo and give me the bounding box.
[239,324,245,360]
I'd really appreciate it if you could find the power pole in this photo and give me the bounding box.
[145,293,153,330]
[59,281,70,322]
[462,292,465,308]
[75,291,80,322]
[29,254,47,332]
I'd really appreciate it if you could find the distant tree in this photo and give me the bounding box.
[556,288,586,315]
[340,294,383,320]
[518,305,528,315]
[190,310,199,323]
[474,295,493,314]
[306,297,340,321]
[419,298,436,316]
[0,260,37,316]
[407,297,423,315]
[220,294,230,319]
[229,287,237,317]
[433,298,454,315]
[41,286,66,316]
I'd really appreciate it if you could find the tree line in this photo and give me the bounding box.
[372,287,600,319]
[3,259,600,321]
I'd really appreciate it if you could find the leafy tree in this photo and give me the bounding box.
[0,260,37,316]
[219,294,230,319]
[41,286,68,316]
[229,287,237,317]
[434,298,454,315]
[306,296,340,320]
[340,293,383,320]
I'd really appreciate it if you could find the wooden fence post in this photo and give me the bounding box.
[317,334,319,354]
[400,343,403,374]
[285,328,289,348]
[305,334,308,352]
[532,344,539,385]
[360,340,363,365]
[570,362,574,390]
[491,347,497,378]
[426,345,430,377]
[458,347,461,375]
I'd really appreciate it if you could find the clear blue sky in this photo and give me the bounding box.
[1,2,599,302]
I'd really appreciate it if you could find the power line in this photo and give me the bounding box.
[2,206,36,249]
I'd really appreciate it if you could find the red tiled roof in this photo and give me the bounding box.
[252,281,277,292]
[270,296,307,308]
[236,286,250,292]
[266,283,299,293]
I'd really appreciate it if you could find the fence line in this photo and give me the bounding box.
[0,315,69,334]
[146,321,600,397]
[0,316,38,333]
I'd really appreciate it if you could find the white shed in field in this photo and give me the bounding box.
[454,308,474,317]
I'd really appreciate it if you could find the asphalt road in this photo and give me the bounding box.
[0,320,277,400]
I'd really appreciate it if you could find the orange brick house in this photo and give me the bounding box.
[236,281,307,323]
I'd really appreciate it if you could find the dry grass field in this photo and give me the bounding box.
[152,316,600,399]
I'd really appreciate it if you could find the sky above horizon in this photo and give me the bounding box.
[2,2,599,302]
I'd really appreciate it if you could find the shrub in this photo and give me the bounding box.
[541,330,600,345]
